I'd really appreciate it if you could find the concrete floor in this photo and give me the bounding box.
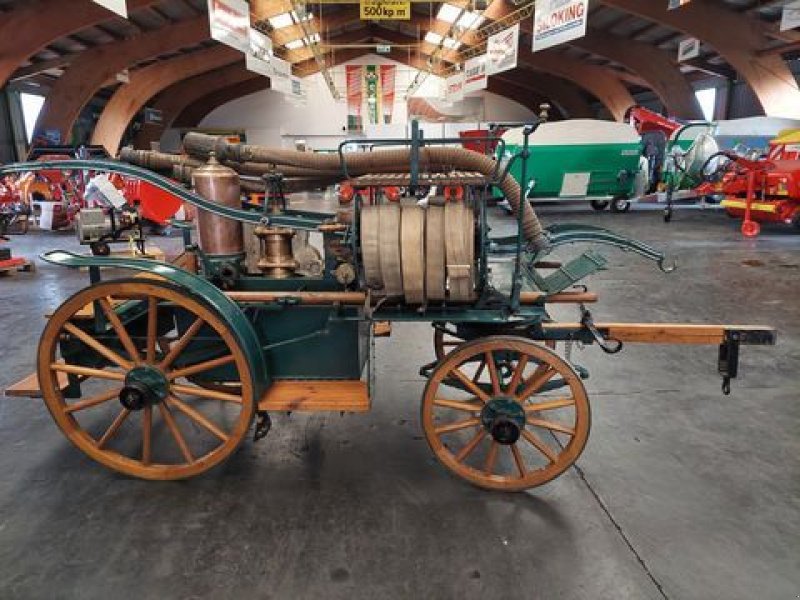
[0,205,797,599]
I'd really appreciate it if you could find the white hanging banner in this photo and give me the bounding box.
[271,56,293,95]
[208,0,250,53]
[246,28,273,77]
[446,72,465,102]
[532,0,589,52]
[486,23,519,75]
[92,0,128,18]
[463,55,488,94]
[677,37,700,62]
[289,76,308,105]
[781,1,800,31]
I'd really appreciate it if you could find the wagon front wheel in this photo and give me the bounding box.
[38,279,257,480]
[421,336,590,491]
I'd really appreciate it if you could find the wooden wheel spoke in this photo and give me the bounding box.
[64,387,120,414]
[96,408,131,448]
[52,363,126,382]
[146,296,158,363]
[527,417,575,436]
[158,403,194,464]
[167,395,229,442]
[506,355,529,395]
[484,441,499,474]
[524,397,575,412]
[485,352,501,395]
[98,297,142,364]
[517,367,557,400]
[511,444,527,478]
[521,429,558,464]
[167,354,235,381]
[433,397,483,412]
[434,417,480,436]
[159,317,205,371]
[141,405,152,465]
[472,359,486,384]
[455,429,486,462]
[449,368,490,403]
[171,383,242,404]
[62,322,132,370]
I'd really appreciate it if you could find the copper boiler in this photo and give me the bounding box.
[191,154,244,256]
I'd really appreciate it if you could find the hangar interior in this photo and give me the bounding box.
[0,1,798,598]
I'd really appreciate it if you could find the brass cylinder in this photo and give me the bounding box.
[255,225,298,278]
[191,154,244,256]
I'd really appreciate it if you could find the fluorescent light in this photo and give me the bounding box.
[436,3,484,29]
[291,9,313,22]
[285,39,304,50]
[424,31,460,49]
[269,12,293,29]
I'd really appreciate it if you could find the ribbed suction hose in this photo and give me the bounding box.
[182,132,547,249]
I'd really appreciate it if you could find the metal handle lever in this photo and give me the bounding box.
[580,308,623,354]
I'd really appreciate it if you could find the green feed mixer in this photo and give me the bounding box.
[1,122,775,491]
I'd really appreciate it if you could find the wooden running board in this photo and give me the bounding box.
[4,362,69,398]
[259,380,370,412]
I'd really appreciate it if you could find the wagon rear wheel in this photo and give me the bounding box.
[421,336,589,491]
[38,279,256,480]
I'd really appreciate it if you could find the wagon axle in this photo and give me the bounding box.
[481,398,526,445]
[119,365,169,411]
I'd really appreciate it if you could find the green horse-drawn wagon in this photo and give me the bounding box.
[1,124,775,491]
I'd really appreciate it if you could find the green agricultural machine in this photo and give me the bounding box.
[499,119,646,213]
[1,124,775,491]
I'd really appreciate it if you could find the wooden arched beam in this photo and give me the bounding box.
[173,79,270,128]
[494,71,593,119]
[133,66,262,149]
[485,79,562,119]
[342,23,632,120]
[599,0,800,118]
[91,46,243,155]
[34,15,210,143]
[0,0,158,88]
[295,26,626,119]
[515,49,633,121]
[569,32,703,120]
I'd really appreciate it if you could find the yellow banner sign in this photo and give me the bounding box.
[360,0,410,20]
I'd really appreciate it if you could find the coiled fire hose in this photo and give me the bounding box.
[178,132,547,250]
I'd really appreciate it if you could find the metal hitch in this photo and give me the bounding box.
[718,331,740,395]
[580,307,623,354]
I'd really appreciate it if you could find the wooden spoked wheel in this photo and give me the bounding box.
[38,279,256,480]
[434,327,555,362]
[421,336,590,491]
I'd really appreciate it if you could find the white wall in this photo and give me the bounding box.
[196,55,535,151]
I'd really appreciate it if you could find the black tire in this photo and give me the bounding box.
[90,241,111,256]
[590,200,609,211]
[610,197,631,213]
[791,211,800,231]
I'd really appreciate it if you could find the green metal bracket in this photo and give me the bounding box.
[538,223,676,273]
[528,250,608,294]
[39,250,269,399]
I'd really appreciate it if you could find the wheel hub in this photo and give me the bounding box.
[120,365,169,411]
[481,397,526,445]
